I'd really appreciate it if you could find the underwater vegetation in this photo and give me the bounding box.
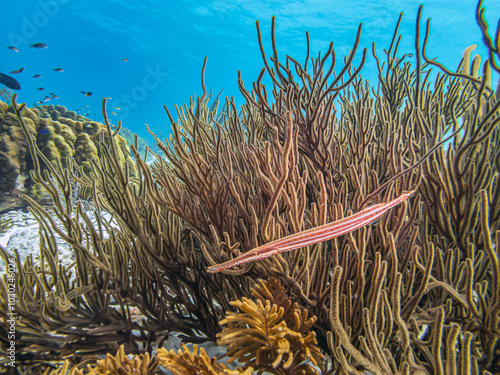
[1,1,500,374]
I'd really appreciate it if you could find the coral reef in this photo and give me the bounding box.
[158,344,253,375]
[0,100,37,211]
[43,345,158,375]
[38,104,87,123]
[0,1,499,374]
[0,102,136,212]
[218,279,323,374]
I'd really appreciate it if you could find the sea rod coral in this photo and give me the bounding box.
[0,1,499,374]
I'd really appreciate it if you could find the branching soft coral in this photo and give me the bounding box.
[218,279,323,374]
[43,345,158,374]
[157,343,253,375]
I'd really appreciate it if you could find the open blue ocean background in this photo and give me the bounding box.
[2,0,499,141]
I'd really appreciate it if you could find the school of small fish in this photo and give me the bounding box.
[2,42,129,114]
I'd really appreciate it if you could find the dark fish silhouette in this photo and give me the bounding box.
[0,73,21,90]
[33,74,42,78]
[30,43,47,49]
[80,91,92,97]
[123,58,128,61]
[37,87,44,90]
[10,67,24,74]
[38,128,50,135]
[53,68,64,72]
[7,46,19,52]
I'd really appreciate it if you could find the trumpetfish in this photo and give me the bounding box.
[207,190,414,273]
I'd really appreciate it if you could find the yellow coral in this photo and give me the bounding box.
[218,290,323,374]
[157,343,253,375]
[86,345,156,374]
[43,345,157,375]
[74,132,99,173]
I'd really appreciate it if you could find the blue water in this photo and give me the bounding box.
[2,0,499,140]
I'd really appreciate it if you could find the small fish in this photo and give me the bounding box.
[37,87,44,91]
[112,112,117,116]
[10,67,24,74]
[80,91,92,97]
[123,58,128,62]
[37,100,43,104]
[0,72,21,90]
[42,97,52,102]
[51,95,59,99]
[114,107,121,110]
[84,123,94,128]
[53,68,64,72]
[7,46,19,52]
[38,128,50,135]
[32,74,42,78]
[30,43,47,49]
[407,53,414,57]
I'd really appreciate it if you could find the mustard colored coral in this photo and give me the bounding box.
[43,345,157,375]
[157,343,254,375]
[218,291,323,374]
